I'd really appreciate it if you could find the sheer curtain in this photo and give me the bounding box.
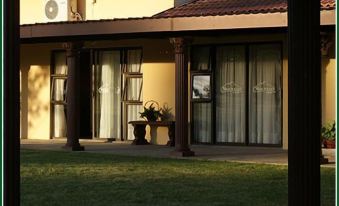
[215,46,246,143]
[193,103,212,143]
[249,44,281,144]
[53,52,67,137]
[126,49,143,140]
[98,51,121,139]
[192,47,212,143]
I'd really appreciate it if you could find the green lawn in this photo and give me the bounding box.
[21,149,335,206]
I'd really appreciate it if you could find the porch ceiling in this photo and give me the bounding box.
[20,10,334,42]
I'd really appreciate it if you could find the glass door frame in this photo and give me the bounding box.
[92,48,123,140]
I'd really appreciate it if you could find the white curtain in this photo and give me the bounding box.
[127,105,143,140]
[192,47,212,143]
[53,52,67,138]
[249,44,281,144]
[215,46,246,143]
[98,51,121,139]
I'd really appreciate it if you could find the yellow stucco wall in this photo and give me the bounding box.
[282,40,289,150]
[20,0,45,24]
[27,66,51,139]
[86,0,173,20]
[143,63,175,144]
[322,57,336,124]
[21,43,63,139]
[20,0,173,24]
[20,0,78,24]
[321,36,336,126]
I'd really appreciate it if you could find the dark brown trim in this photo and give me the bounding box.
[245,44,250,145]
[20,27,292,44]
[288,0,321,204]
[20,10,334,42]
[50,50,55,139]
[4,0,20,205]
[63,42,85,151]
[171,37,195,156]
[124,101,143,105]
[211,46,217,145]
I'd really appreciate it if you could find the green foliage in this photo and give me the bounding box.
[321,121,336,141]
[160,103,173,121]
[139,103,162,121]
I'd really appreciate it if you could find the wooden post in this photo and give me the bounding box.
[63,42,85,151]
[170,37,194,157]
[4,0,20,205]
[288,0,320,205]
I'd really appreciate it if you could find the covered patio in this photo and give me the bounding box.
[20,139,335,166]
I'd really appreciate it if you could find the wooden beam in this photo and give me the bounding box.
[288,0,321,205]
[62,42,85,151]
[170,37,194,157]
[4,0,20,205]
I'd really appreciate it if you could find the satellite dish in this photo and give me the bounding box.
[45,0,59,20]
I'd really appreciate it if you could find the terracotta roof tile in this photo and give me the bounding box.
[153,0,335,18]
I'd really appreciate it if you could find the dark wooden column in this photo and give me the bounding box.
[170,37,194,157]
[4,0,20,205]
[288,0,320,205]
[63,42,85,151]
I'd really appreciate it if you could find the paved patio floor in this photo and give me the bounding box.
[21,139,335,167]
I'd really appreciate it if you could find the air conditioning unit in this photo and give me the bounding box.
[44,0,69,22]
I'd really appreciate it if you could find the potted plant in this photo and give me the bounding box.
[139,100,162,122]
[321,121,336,148]
[160,103,173,121]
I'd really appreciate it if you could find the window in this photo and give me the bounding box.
[51,51,68,138]
[51,76,67,104]
[123,74,143,102]
[121,49,143,140]
[122,49,143,103]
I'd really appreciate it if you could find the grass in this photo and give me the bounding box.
[21,149,335,206]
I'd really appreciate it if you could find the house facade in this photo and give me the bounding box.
[20,0,336,150]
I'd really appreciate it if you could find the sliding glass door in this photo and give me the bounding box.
[191,43,282,146]
[93,48,143,140]
[51,51,67,138]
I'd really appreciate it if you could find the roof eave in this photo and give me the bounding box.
[20,10,335,41]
